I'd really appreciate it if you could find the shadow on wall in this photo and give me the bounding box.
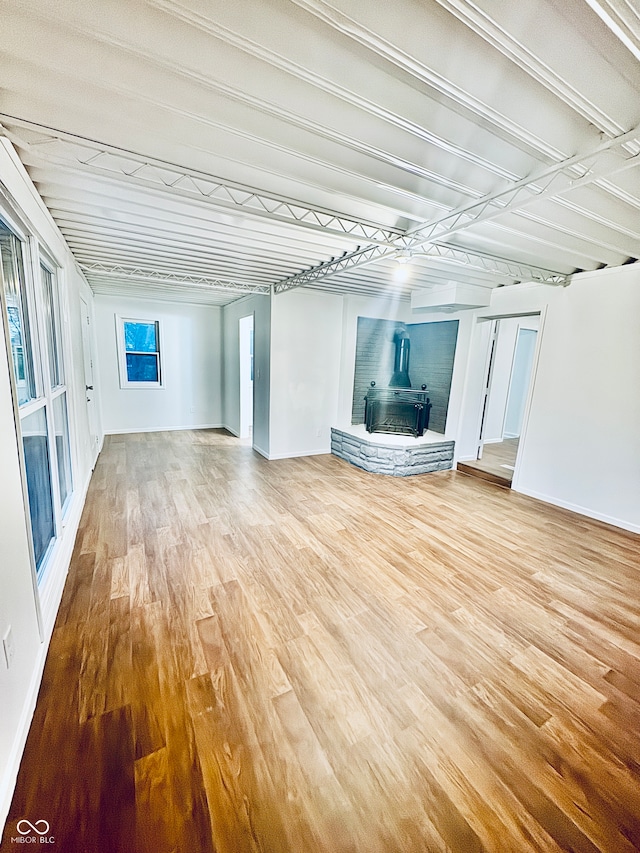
[351,317,458,433]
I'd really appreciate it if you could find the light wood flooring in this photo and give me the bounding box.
[457,439,520,486]
[3,429,640,853]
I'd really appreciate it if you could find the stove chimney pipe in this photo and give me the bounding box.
[389,327,411,388]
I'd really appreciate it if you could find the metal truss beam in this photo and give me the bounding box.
[413,244,568,284]
[0,117,403,246]
[404,122,640,248]
[80,262,270,294]
[273,242,568,292]
[275,121,640,290]
[274,244,390,291]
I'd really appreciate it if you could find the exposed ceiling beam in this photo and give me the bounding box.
[412,244,569,284]
[275,121,640,291]
[433,0,626,135]
[274,242,568,291]
[583,0,640,62]
[405,122,640,245]
[80,262,271,294]
[0,118,403,247]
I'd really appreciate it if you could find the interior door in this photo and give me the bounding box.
[79,296,99,463]
[476,320,499,459]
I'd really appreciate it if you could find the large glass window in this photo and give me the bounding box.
[1,217,74,581]
[53,392,73,510]
[21,407,55,569]
[117,317,162,387]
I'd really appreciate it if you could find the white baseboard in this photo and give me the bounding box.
[514,486,640,535]
[0,466,92,836]
[266,448,331,460]
[104,423,224,435]
[0,635,49,838]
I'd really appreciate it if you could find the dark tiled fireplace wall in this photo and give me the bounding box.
[351,317,459,433]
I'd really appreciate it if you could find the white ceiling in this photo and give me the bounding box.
[1,0,639,306]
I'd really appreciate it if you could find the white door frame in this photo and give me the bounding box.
[238,313,254,440]
[474,308,547,488]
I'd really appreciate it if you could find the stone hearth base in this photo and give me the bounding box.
[331,427,455,477]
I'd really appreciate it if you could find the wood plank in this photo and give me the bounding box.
[4,430,640,853]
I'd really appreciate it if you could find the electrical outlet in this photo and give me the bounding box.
[3,626,15,669]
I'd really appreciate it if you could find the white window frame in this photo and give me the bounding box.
[0,207,74,591]
[116,315,164,389]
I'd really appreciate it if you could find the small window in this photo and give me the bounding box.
[117,316,163,388]
[1,222,36,405]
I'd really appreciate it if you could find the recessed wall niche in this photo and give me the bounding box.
[351,317,459,434]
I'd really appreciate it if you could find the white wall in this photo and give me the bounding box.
[269,288,344,459]
[222,293,271,456]
[457,270,640,532]
[0,140,96,831]
[94,294,223,434]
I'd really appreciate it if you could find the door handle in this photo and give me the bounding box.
[86,385,93,391]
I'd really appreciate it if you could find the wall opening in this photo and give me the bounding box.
[460,314,540,487]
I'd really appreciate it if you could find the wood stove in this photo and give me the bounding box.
[364,387,431,437]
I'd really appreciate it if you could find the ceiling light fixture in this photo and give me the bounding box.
[395,248,413,264]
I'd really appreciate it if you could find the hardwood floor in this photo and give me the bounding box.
[3,429,640,852]
[457,438,519,486]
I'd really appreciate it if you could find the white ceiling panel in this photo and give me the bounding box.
[1,0,638,305]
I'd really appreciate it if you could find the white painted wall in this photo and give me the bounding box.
[457,270,640,532]
[222,293,270,456]
[0,140,96,831]
[269,288,343,458]
[94,294,223,434]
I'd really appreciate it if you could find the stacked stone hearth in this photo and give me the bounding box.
[331,428,454,477]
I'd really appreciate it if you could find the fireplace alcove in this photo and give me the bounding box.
[331,317,458,477]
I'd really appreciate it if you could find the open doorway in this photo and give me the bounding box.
[239,314,254,440]
[459,314,540,487]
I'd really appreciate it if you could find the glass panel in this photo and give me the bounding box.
[0,221,36,405]
[124,321,157,353]
[126,352,159,382]
[41,264,63,388]
[53,392,73,509]
[21,406,55,572]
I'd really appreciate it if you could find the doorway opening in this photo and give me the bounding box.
[459,314,540,487]
[239,314,254,441]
